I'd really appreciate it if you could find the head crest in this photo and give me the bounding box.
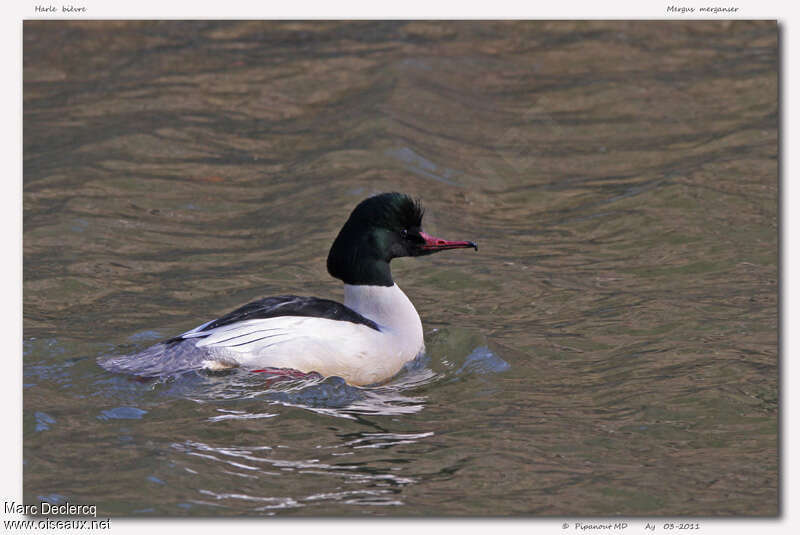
[348,192,424,230]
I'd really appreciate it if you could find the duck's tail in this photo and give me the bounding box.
[97,339,235,377]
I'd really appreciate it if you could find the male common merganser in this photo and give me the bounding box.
[99,192,477,386]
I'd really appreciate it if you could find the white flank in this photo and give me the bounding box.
[185,284,424,386]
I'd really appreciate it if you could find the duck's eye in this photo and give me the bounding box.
[400,229,408,239]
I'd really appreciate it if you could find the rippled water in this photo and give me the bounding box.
[23,21,777,516]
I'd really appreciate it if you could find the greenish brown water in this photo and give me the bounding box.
[23,21,777,516]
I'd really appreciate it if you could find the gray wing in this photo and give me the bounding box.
[97,339,235,377]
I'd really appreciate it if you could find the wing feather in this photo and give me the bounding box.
[191,295,379,333]
[100,295,383,379]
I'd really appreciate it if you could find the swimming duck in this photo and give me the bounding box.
[99,192,477,386]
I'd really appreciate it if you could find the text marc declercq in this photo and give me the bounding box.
[4,501,98,517]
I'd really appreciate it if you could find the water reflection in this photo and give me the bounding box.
[170,429,426,511]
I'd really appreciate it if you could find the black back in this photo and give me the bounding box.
[166,295,380,345]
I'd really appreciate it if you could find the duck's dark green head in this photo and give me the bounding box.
[327,192,477,286]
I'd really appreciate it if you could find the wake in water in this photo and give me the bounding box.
[92,328,511,418]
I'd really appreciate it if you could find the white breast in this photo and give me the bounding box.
[192,284,425,386]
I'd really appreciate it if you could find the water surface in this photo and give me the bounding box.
[23,21,777,516]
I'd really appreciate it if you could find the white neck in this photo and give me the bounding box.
[342,283,426,382]
[343,283,423,339]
